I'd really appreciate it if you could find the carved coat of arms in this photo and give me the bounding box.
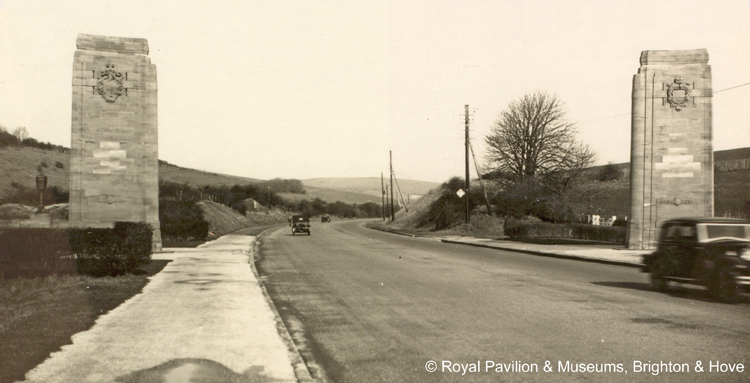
[666,77,690,111]
[97,63,124,103]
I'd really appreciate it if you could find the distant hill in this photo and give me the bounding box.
[0,146,438,206]
[303,177,440,198]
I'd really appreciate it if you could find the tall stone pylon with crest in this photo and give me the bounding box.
[627,49,713,249]
[69,34,161,250]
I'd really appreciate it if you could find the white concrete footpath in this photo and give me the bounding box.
[439,236,647,268]
[21,235,309,383]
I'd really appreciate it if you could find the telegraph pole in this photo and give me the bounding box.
[381,172,385,221]
[390,150,395,222]
[465,104,470,223]
[470,141,493,216]
[385,184,389,220]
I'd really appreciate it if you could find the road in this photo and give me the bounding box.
[255,220,750,383]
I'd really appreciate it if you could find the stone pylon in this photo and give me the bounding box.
[627,49,713,249]
[69,34,161,250]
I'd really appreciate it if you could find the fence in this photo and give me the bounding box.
[715,158,750,173]
[166,190,246,212]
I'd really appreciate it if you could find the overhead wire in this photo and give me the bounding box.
[576,81,750,125]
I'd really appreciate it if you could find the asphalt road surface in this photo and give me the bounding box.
[256,220,750,383]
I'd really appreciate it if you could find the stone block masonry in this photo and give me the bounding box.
[627,49,713,249]
[69,34,161,250]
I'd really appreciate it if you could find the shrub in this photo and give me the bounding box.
[159,199,209,241]
[261,178,306,194]
[70,222,153,277]
[504,218,626,243]
[612,218,627,227]
[596,163,623,182]
[422,177,484,230]
[571,224,626,243]
[504,219,571,239]
[161,221,209,241]
[494,194,533,219]
[0,183,68,206]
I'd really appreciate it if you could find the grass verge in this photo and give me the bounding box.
[366,213,507,240]
[0,260,169,383]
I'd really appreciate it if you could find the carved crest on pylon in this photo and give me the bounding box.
[666,77,690,111]
[96,63,124,103]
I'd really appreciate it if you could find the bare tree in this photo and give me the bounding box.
[485,91,595,193]
[12,127,29,141]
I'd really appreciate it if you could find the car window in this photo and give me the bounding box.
[663,225,679,240]
[677,225,696,239]
[703,224,750,240]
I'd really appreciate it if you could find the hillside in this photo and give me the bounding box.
[584,147,750,177]
[2,145,746,215]
[0,146,436,206]
[159,161,260,187]
[0,149,260,198]
[283,186,381,205]
[0,147,69,198]
[715,147,750,162]
[197,201,288,236]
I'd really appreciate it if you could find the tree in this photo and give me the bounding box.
[596,162,623,182]
[485,91,595,193]
[12,127,29,141]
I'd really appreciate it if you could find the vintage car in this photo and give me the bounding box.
[291,215,311,236]
[321,214,331,223]
[642,217,750,302]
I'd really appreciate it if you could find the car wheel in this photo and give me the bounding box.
[712,266,739,303]
[650,260,669,292]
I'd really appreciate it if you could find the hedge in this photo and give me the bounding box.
[0,228,74,278]
[159,199,209,241]
[160,221,209,241]
[70,222,153,277]
[0,222,153,278]
[504,220,626,244]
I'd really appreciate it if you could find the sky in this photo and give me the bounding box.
[1,0,749,183]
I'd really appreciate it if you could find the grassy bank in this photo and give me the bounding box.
[0,260,168,383]
[367,213,506,240]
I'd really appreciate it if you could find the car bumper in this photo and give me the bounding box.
[736,275,750,287]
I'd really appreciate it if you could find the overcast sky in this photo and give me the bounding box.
[1,0,749,183]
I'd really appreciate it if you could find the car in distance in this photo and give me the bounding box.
[642,217,750,302]
[291,215,311,236]
[321,214,331,223]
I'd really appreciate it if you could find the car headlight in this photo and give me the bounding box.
[741,247,750,262]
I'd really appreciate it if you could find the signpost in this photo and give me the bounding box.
[35,172,47,213]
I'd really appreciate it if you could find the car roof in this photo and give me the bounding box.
[662,217,749,225]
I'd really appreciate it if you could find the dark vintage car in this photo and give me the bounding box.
[321,214,331,223]
[642,217,750,302]
[291,215,311,236]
